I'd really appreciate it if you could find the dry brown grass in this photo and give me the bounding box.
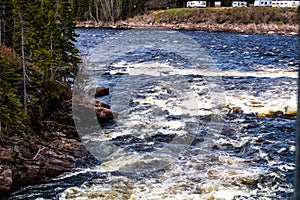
[152,7,298,25]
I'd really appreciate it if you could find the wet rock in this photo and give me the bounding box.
[95,100,110,109]
[0,131,93,194]
[11,146,76,187]
[95,86,109,98]
[95,106,118,124]
[0,148,14,162]
[0,165,13,193]
[94,98,118,124]
[240,177,258,186]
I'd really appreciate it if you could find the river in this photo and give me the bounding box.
[8,28,298,199]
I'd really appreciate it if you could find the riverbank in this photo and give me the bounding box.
[0,45,96,195]
[0,131,93,195]
[0,96,96,195]
[76,7,298,35]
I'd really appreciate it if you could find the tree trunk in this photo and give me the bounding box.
[55,0,60,17]
[105,0,111,21]
[19,10,27,114]
[88,2,96,22]
[94,0,99,22]
[110,0,114,23]
[115,0,122,20]
[50,30,54,78]
[0,2,4,44]
[0,11,2,44]
[50,31,53,58]
[99,0,109,21]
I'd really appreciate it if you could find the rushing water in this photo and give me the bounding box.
[8,29,298,200]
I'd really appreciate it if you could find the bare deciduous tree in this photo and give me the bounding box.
[19,10,27,114]
[115,0,122,20]
[98,0,122,22]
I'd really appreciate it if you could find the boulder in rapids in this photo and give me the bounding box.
[95,86,109,98]
[95,100,110,109]
[95,106,118,124]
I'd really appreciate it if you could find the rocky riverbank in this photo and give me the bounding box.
[0,131,95,196]
[0,85,119,196]
[0,85,97,195]
[76,7,298,35]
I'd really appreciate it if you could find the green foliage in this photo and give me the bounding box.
[11,0,80,81]
[0,0,14,46]
[222,0,233,7]
[0,0,80,136]
[72,0,90,20]
[0,47,27,134]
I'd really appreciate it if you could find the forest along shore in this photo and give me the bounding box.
[0,0,94,195]
[76,7,298,35]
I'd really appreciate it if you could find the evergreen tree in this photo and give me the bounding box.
[0,0,13,46]
[122,0,146,18]
[11,0,31,113]
[0,47,27,134]
[55,0,80,82]
[223,0,233,6]
[0,0,80,134]
[72,0,90,21]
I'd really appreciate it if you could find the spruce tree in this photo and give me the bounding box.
[11,0,31,113]
[0,47,26,135]
[0,0,13,46]
[55,0,80,83]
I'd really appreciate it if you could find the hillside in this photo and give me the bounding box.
[77,7,298,35]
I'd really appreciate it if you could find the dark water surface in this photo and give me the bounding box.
[8,29,298,200]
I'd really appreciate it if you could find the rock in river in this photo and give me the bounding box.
[95,86,109,98]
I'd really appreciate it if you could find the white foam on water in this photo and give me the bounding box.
[220,70,297,79]
[58,151,285,200]
[224,93,297,117]
[68,56,296,199]
[100,153,175,173]
[108,61,297,118]
[126,154,264,200]
[110,61,297,79]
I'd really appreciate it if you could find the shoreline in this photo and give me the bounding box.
[0,127,96,195]
[76,20,298,36]
[76,7,298,36]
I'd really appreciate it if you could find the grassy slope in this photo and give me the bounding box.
[152,7,298,25]
[77,7,298,34]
